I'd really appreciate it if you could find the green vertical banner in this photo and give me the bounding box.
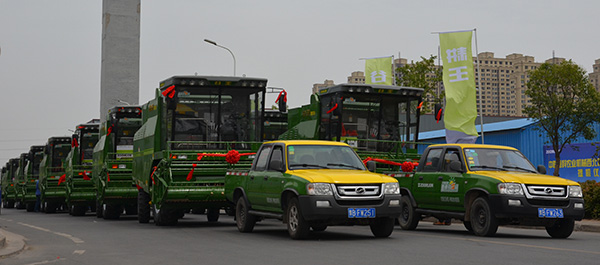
[439,30,478,143]
[365,56,393,85]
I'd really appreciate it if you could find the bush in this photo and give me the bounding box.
[580,180,600,219]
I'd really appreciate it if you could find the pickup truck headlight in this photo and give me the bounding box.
[569,186,583,198]
[383,182,400,195]
[307,183,333,196]
[498,183,524,195]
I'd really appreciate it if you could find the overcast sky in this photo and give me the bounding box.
[1,0,599,162]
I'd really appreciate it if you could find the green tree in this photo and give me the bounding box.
[524,60,600,176]
[395,55,443,114]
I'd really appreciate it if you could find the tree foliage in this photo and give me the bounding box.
[396,55,443,114]
[524,60,600,176]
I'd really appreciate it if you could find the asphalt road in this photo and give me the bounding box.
[1,208,599,265]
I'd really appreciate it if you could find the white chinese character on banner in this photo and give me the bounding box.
[370,70,387,83]
[449,66,469,82]
[446,47,468,63]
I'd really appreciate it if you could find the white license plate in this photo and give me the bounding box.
[538,208,564,218]
[348,208,376,218]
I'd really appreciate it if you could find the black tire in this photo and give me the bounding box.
[137,190,151,223]
[311,224,328,232]
[125,205,137,215]
[398,196,419,230]
[26,202,35,212]
[191,208,206,215]
[153,207,178,226]
[370,217,395,238]
[236,197,256,233]
[470,197,498,237]
[16,201,26,209]
[286,197,310,240]
[103,203,121,220]
[44,202,56,213]
[6,199,15,208]
[207,208,220,222]
[71,205,87,216]
[463,221,473,233]
[545,218,575,238]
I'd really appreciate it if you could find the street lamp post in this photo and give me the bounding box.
[204,39,236,76]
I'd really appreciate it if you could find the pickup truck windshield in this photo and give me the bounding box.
[287,145,366,170]
[464,148,536,173]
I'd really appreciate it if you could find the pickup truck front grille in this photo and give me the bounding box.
[525,185,566,197]
[333,184,383,200]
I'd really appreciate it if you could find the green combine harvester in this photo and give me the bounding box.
[1,159,19,208]
[39,136,71,213]
[14,152,30,209]
[93,106,142,219]
[133,75,270,225]
[65,120,100,216]
[280,83,425,170]
[22,145,45,212]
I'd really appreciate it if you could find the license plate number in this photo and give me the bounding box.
[538,208,564,218]
[348,208,376,218]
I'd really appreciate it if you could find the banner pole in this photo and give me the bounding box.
[474,28,484,144]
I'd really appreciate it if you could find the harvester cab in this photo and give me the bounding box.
[39,136,71,213]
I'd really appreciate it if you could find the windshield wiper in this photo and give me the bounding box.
[470,165,507,171]
[327,163,362,170]
[288,164,328,169]
[502,165,537,173]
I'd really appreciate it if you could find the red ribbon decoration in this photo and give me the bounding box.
[326,103,338,114]
[417,101,423,110]
[57,174,66,185]
[435,108,443,123]
[275,90,287,103]
[161,85,176,98]
[107,172,111,182]
[363,157,419,172]
[83,171,91,180]
[196,150,256,165]
[186,163,197,181]
[107,125,114,136]
[136,184,143,190]
[72,138,79,148]
[150,166,157,185]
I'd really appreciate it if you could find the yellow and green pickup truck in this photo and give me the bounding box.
[394,143,585,238]
[225,140,402,239]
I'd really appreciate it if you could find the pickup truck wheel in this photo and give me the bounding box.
[207,208,220,222]
[545,218,575,238]
[398,196,419,230]
[236,197,256,232]
[137,190,151,223]
[370,217,395,238]
[287,197,310,239]
[470,197,498,237]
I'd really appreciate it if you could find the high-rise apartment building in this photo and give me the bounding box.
[312,79,336,94]
[591,59,600,92]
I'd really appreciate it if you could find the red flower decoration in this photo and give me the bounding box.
[226,150,241,164]
[401,161,415,172]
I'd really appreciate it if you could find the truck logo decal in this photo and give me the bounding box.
[418,183,434,188]
[356,187,365,194]
[441,181,459,193]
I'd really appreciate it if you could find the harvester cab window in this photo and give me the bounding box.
[81,133,98,165]
[52,144,70,168]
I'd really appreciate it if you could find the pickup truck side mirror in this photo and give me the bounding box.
[366,161,376,172]
[537,165,547,174]
[269,160,285,172]
[449,161,464,173]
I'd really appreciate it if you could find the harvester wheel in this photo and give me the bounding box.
[26,202,35,212]
[96,199,103,218]
[104,203,122,220]
[207,208,220,222]
[153,207,178,226]
[137,190,151,223]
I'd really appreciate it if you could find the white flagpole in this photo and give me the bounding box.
[474,28,484,144]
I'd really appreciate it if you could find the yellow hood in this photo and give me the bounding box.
[289,169,396,184]
[474,171,580,186]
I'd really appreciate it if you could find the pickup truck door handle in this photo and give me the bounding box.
[438,176,444,181]
[250,175,254,180]
[264,176,268,180]
[418,176,424,180]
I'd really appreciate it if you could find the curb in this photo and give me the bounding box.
[0,229,26,259]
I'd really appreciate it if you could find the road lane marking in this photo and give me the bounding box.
[417,233,600,255]
[73,250,86,255]
[17,222,85,244]
[25,258,66,265]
